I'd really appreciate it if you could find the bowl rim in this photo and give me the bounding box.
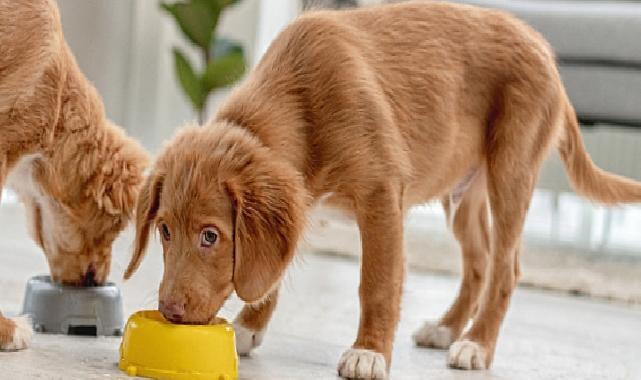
[28,274,118,289]
[128,310,231,330]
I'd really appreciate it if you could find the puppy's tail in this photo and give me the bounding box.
[559,96,641,205]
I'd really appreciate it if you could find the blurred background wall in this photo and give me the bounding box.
[56,0,281,153]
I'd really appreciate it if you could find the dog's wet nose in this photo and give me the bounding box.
[159,300,185,323]
[81,264,97,287]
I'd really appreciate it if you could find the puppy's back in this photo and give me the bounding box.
[302,2,554,77]
[217,1,562,195]
[223,1,557,137]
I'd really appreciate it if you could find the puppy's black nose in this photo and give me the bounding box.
[159,300,185,323]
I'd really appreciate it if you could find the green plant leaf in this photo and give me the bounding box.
[161,1,216,50]
[203,48,246,91]
[202,0,240,11]
[211,37,243,60]
[200,0,223,14]
[222,0,241,7]
[173,48,206,109]
[197,0,240,30]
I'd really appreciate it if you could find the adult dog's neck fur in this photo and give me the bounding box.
[37,44,148,217]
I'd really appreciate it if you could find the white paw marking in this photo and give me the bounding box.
[1,315,33,351]
[413,321,453,349]
[448,339,487,370]
[233,321,265,356]
[337,348,387,379]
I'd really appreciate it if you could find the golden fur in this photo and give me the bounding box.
[0,0,148,349]
[126,2,641,377]
[0,311,13,348]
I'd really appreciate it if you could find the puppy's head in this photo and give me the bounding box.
[124,123,306,324]
[29,123,148,286]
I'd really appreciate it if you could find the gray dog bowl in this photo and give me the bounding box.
[21,275,124,336]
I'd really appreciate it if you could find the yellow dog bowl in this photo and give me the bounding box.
[118,310,238,380]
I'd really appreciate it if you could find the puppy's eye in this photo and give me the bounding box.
[200,227,219,247]
[161,223,171,241]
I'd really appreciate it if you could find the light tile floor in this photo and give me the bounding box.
[2,204,641,380]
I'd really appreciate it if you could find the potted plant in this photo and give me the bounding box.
[161,0,246,123]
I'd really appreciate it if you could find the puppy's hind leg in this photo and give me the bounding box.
[234,288,279,356]
[414,170,490,349]
[448,81,559,370]
[448,165,535,370]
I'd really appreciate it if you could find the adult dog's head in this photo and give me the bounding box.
[17,122,149,286]
[124,123,306,324]
[1,0,149,287]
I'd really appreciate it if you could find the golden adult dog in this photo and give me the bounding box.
[0,0,148,350]
[125,2,641,378]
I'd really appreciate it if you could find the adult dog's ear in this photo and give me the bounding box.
[226,160,307,302]
[90,129,149,218]
[124,171,163,279]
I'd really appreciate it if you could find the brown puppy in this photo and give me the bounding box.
[0,0,148,350]
[125,2,641,378]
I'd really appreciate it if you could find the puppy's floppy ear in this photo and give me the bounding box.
[226,161,307,302]
[90,132,149,218]
[124,171,163,279]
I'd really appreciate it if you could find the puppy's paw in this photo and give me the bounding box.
[413,321,453,349]
[447,339,487,370]
[233,321,265,356]
[337,348,387,379]
[0,315,33,351]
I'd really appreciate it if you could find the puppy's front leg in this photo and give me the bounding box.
[338,187,404,380]
[234,288,279,356]
[0,311,32,351]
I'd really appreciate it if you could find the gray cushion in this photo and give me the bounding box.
[458,0,641,62]
[457,0,641,123]
[560,65,641,124]
[538,126,641,191]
